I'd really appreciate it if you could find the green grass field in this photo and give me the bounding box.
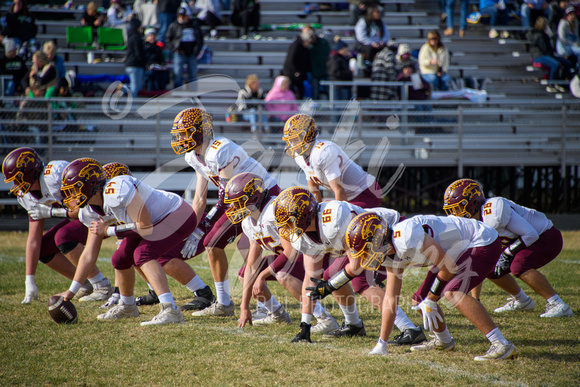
[1,231,579,386]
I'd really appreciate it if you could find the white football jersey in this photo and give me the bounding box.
[391,215,498,268]
[78,203,118,228]
[480,197,553,247]
[184,137,277,189]
[294,139,375,200]
[103,175,183,225]
[241,197,283,254]
[17,160,68,211]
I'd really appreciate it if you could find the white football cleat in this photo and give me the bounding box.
[540,302,573,318]
[253,305,292,325]
[80,278,113,302]
[97,301,140,320]
[369,344,388,356]
[311,311,340,334]
[474,341,518,361]
[494,296,535,313]
[141,303,185,326]
[410,337,456,352]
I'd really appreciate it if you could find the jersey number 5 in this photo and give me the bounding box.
[105,182,116,195]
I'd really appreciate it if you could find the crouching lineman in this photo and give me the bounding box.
[444,179,572,318]
[58,158,209,325]
[273,187,421,343]
[343,212,518,361]
[171,107,281,316]
[2,147,111,303]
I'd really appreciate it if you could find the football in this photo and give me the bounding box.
[48,295,78,324]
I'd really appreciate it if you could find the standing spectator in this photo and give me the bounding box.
[347,0,380,25]
[3,0,37,56]
[106,0,131,27]
[194,0,222,37]
[166,7,204,88]
[282,27,312,100]
[0,38,28,96]
[264,75,298,126]
[370,44,398,100]
[354,5,390,65]
[29,50,57,91]
[521,0,551,31]
[327,37,353,102]
[444,0,469,37]
[81,1,105,28]
[230,0,261,37]
[144,28,169,91]
[528,16,572,92]
[418,30,452,91]
[235,74,268,132]
[556,6,580,67]
[479,0,509,38]
[157,0,181,44]
[305,26,330,100]
[134,0,158,29]
[124,16,146,98]
[42,41,65,84]
[395,43,418,73]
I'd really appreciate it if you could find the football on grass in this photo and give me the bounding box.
[48,295,78,324]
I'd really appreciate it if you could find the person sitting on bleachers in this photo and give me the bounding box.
[521,0,551,32]
[556,6,580,69]
[194,0,222,37]
[0,38,28,96]
[264,75,298,130]
[348,0,380,25]
[370,44,397,101]
[42,41,66,85]
[143,27,169,91]
[28,50,57,92]
[81,1,105,28]
[418,30,452,91]
[354,4,389,67]
[479,0,509,38]
[230,0,261,37]
[235,73,268,132]
[3,0,37,58]
[395,43,418,74]
[395,63,432,118]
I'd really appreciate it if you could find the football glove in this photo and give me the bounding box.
[369,338,388,356]
[181,228,204,259]
[28,204,52,220]
[22,281,39,304]
[494,251,514,277]
[418,298,442,332]
[306,278,335,300]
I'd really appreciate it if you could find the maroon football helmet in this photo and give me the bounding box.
[60,158,105,211]
[224,172,268,224]
[170,108,214,154]
[273,186,318,242]
[443,179,486,218]
[345,212,392,271]
[103,162,131,180]
[282,114,319,158]
[2,147,44,197]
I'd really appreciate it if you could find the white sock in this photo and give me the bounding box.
[147,283,154,291]
[434,327,453,344]
[185,275,206,293]
[339,302,362,326]
[263,295,281,313]
[394,306,417,331]
[215,280,231,305]
[158,292,176,309]
[120,295,136,305]
[88,272,105,284]
[25,275,35,286]
[513,289,530,303]
[486,327,509,345]
[301,313,313,324]
[547,294,563,304]
[313,302,325,318]
[257,300,266,310]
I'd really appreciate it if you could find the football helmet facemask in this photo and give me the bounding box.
[273,186,318,243]
[282,114,319,158]
[171,108,214,154]
[61,158,105,211]
[443,179,485,218]
[2,147,44,197]
[103,162,131,180]
[224,172,268,224]
[345,212,393,271]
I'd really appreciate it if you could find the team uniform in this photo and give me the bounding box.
[293,139,381,207]
[480,197,562,278]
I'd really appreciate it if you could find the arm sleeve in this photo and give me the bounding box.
[354,19,371,45]
[317,145,342,182]
[505,211,539,247]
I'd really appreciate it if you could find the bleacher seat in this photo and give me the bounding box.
[97,27,125,50]
[66,26,93,49]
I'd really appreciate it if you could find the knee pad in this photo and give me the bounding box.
[58,241,79,255]
[39,253,55,264]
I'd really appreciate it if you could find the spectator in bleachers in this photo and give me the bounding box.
[42,41,65,84]
[370,44,397,101]
[235,73,268,132]
[528,16,572,92]
[264,75,298,127]
[143,27,169,91]
[230,0,261,37]
[556,6,580,68]
[124,16,146,98]
[479,0,509,38]
[354,4,390,66]
[395,63,432,106]
[327,38,353,102]
[347,0,380,25]
[282,26,312,100]
[81,1,105,28]
[418,30,451,91]
[395,43,418,73]
[549,0,568,41]
[157,0,181,44]
[194,0,222,37]
[0,38,27,96]
[3,0,37,57]
[305,26,330,100]
[444,0,469,37]
[521,0,551,31]
[134,0,158,29]
[166,7,204,88]
[106,0,132,28]
[28,50,56,91]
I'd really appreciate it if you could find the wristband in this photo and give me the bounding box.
[270,252,289,274]
[69,280,82,295]
[51,208,69,218]
[429,276,449,297]
[328,269,353,291]
[506,237,526,256]
[106,226,117,237]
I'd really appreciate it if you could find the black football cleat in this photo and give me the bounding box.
[136,290,159,306]
[180,286,216,311]
[324,321,366,337]
[291,322,312,343]
[387,327,427,345]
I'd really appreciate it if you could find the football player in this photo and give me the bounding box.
[58,158,207,325]
[2,147,111,303]
[225,172,338,331]
[282,114,382,207]
[171,107,281,317]
[345,212,518,361]
[443,179,573,318]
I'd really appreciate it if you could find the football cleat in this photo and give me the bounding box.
[410,336,456,352]
[191,300,235,317]
[75,279,93,299]
[97,301,140,320]
[79,278,113,302]
[324,321,366,338]
[291,322,312,343]
[474,341,518,361]
[180,286,216,311]
[494,296,535,313]
[100,293,120,308]
[540,302,573,318]
[387,327,427,345]
[253,305,292,325]
[252,306,268,321]
[311,311,340,334]
[369,343,388,356]
[136,289,159,306]
[141,303,185,326]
